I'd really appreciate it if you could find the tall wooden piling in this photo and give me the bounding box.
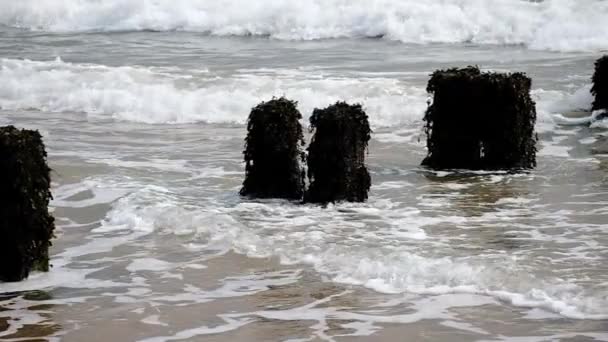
[0,126,55,282]
[240,98,305,200]
[422,67,537,170]
[305,102,371,203]
[592,55,608,112]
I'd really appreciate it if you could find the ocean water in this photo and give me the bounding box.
[1,1,608,341]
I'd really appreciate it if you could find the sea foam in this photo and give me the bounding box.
[1,0,607,52]
[0,58,593,128]
[0,58,427,127]
[91,181,608,320]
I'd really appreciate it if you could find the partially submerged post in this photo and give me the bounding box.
[591,55,608,112]
[240,97,305,200]
[305,102,371,203]
[422,66,537,170]
[0,126,55,282]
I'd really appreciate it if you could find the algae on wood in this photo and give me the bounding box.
[240,97,305,200]
[305,102,371,203]
[591,55,608,112]
[422,66,537,170]
[0,126,55,282]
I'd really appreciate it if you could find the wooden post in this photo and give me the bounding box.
[592,55,608,112]
[305,102,371,203]
[0,126,55,282]
[240,98,305,200]
[422,67,537,170]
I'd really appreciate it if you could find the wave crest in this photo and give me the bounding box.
[2,0,607,51]
[0,58,427,126]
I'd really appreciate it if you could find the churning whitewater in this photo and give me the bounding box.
[0,57,427,126]
[1,0,608,51]
[0,57,595,127]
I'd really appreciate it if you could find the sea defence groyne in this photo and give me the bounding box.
[240,98,306,200]
[0,126,55,282]
[421,66,537,170]
[304,102,371,204]
[592,55,608,114]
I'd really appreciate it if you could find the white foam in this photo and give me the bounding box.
[590,109,608,129]
[538,144,572,158]
[52,178,132,209]
[220,292,497,339]
[0,57,597,130]
[522,308,562,320]
[0,58,426,127]
[1,0,607,52]
[91,158,191,173]
[95,185,608,320]
[126,258,173,272]
[0,260,127,293]
[141,315,169,327]
[579,137,597,145]
[534,85,594,125]
[495,197,536,205]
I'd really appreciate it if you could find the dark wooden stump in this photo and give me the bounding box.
[240,98,305,200]
[422,66,537,170]
[0,126,55,282]
[305,102,371,203]
[592,55,608,112]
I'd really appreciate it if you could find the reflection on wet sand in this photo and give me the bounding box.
[0,290,61,341]
[421,170,534,251]
[422,171,530,216]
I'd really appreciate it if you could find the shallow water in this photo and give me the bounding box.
[1,1,608,340]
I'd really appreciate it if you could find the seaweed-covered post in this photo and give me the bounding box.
[591,55,608,113]
[305,102,371,203]
[0,126,55,282]
[240,97,305,200]
[422,66,537,170]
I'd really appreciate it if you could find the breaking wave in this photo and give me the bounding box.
[0,57,594,127]
[1,0,607,52]
[0,57,427,127]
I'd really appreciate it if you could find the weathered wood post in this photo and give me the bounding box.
[591,55,608,113]
[422,66,536,170]
[240,98,305,200]
[0,126,55,282]
[305,102,371,203]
